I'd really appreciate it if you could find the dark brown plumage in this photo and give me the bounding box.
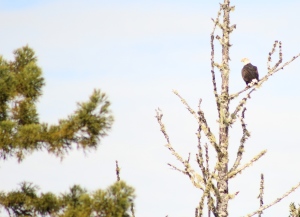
[241,58,259,86]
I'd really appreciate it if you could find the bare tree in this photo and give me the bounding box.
[156,0,300,216]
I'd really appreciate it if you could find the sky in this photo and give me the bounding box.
[0,0,300,216]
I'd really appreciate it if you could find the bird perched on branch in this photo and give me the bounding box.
[241,58,259,86]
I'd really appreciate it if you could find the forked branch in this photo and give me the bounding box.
[230,41,300,100]
[155,109,205,190]
[173,90,220,153]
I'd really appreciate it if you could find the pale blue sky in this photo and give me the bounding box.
[0,1,299,216]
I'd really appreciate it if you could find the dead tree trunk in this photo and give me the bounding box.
[216,1,231,216]
[156,0,300,216]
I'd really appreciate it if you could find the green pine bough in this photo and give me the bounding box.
[0,46,114,161]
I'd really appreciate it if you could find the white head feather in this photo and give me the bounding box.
[241,58,250,65]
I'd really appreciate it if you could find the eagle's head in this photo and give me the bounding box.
[241,58,250,65]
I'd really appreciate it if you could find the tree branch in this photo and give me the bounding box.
[257,174,264,217]
[273,53,300,73]
[168,163,186,174]
[196,99,211,185]
[244,182,300,217]
[173,90,220,153]
[155,109,205,190]
[228,150,267,179]
[115,160,120,181]
[230,41,300,100]
[205,143,210,180]
[210,5,222,115]
[198,168,218,217]
[229,108,250,173]
[267,40,279,71]
[229,89,255,125]
[229,48,300,100]
[270,41,282,71]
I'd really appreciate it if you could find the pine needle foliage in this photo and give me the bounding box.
[289,203,300,217]
[0,46,114,161]
[0,181,135,217]
[0,46,135,217]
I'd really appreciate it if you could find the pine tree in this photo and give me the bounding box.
[0,45,113,161]
[0,181,135,217]
[289,203,300,217]
[0,46,135,216]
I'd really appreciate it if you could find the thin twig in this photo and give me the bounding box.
[204,143,214,217]
[210,5,223,114]
[116,160,120,181]
[173,90,198,120]
[168,163,186,174]
[165,144,205,190]
[229,108,250,173]
[173,90,220,153]
[187,153,191,163]
[155,108,171,145]
[267,40,279,71]
[273,53,300,73]
[229,89,255,125]
[167,156,204,190]
[205,143,210,177]
[258,174,264,217]
[196,99,208,182]
[196,152,207,183]
[271,41,282,71]
[155,109,205,190]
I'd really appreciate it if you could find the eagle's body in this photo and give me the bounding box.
[241,58,259,86]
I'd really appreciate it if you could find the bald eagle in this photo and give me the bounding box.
[241,58,259,86]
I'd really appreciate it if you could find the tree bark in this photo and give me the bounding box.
[217,0,231,216]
